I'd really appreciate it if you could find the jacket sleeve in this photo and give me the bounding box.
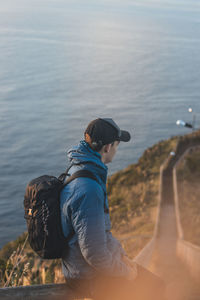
[107,231,127,257]
[71,181,132,277]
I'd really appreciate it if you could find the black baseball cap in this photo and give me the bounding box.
[84,118,131,146]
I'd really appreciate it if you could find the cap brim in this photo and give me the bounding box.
[119,130,131,142]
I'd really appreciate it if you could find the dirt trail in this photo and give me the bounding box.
[149,204,200,300]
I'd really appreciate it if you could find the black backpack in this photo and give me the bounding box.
[24,169,101,259]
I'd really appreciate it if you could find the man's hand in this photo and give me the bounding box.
[122,256,138,280]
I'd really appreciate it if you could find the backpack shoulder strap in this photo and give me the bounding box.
[58,162,91,182]
[64,169,99,185]
[64,170,108,213]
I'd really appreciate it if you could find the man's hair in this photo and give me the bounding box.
[85,133,114,152]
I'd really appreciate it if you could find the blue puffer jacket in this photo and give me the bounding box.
[60,141,131,280]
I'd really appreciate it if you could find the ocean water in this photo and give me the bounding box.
[0,0,200,248]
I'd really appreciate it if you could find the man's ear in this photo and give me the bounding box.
[104,144,112,153]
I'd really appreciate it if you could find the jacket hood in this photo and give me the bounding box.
[67,140,108,183]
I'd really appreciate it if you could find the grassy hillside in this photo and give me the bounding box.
[0,136,178,287]
[176,150,200,246]
[108,136,178,256]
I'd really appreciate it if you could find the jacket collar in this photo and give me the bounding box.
[67,141,108,184]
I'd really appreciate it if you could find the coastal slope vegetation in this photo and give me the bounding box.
[176,149,200,246]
